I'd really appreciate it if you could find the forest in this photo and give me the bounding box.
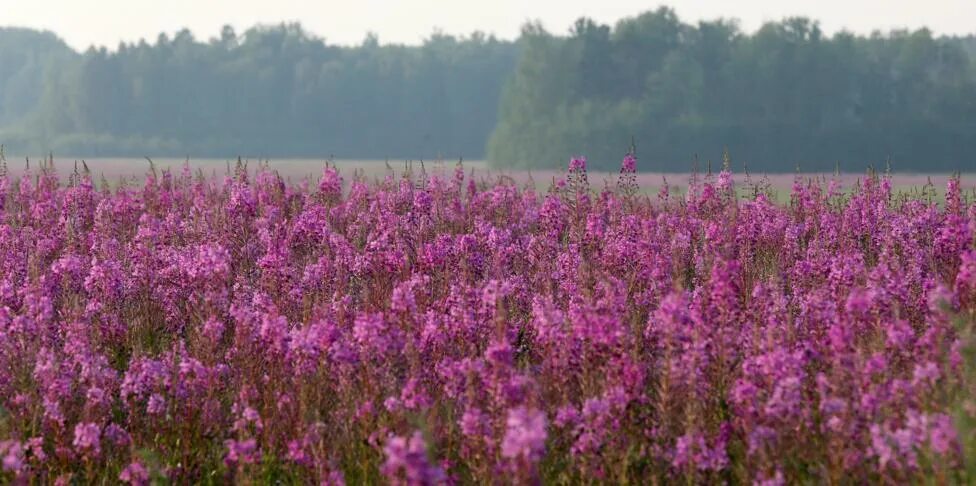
[0,25,517,160]
[490,9,976,171]
[2,7,976,171]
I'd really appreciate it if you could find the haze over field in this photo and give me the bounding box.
[1,2,975,171]
[2,157,972,201]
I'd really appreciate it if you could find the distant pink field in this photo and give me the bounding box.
[495,169,975,192]
[4,157,974,193]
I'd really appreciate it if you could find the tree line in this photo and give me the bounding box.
[490,8,976,172]
[1,8,975,171]
[0,25,517,160]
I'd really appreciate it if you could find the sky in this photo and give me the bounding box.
[2,0,975,50]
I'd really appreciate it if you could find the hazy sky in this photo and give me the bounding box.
[3,0,975,50]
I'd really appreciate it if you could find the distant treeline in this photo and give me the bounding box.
[0,25,517,160]
[2,8,976,171]
[490,9,976,171]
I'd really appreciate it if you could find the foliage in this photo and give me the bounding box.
[4,12,976,171]
[0,25,517,160]
[488,8,976,171]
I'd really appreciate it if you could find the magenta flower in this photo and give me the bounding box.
[381,431,445,486]
[501,407,548,462]
[568,157,587,172]
[621,154,636,173]
[119,461,150,485]
[72,422,102,458]
[1,441,25,474]
[224,438,259,466]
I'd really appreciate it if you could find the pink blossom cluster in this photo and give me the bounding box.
[0,158,974,483]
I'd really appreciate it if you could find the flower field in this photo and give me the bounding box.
[1,155,975,484]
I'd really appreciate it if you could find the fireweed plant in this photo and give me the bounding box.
[0,154,974,485]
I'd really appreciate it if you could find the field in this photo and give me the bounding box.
[1,154,975,484]
[4,156,973,201]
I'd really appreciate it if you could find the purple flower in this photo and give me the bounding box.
[754,470,785,486]
[319,165,343,197]
[381,431,445,486]
[568,157,587,172]
[202,317,225,343]
[912,362,940,387]
[104,424,131,447]
[119,461,150,485]
[224,438,259,466]
[501,407,548,462]
[621,154,637,173]
[928,414,958,455]
[287,439,309,465]
[957,250,976,306]
[147,393,166,415]
[460,408,490,439]
[72,422,102,457]
[353,312,401,357]
[717,170,733,193]
[554,405,580,429]
[1,441,25,473]
[672,431,728,472]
